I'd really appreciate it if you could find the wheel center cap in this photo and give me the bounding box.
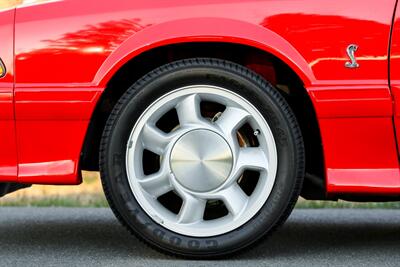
[170,129,233,192]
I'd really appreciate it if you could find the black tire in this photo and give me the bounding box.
[99,58,305,258]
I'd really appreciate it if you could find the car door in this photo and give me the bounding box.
[13,0,104,183]
[390,4,400,151]
[0,1,17,181]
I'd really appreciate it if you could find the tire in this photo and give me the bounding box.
[100,58,305,258]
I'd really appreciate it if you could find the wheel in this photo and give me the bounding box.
[100,58,304,258]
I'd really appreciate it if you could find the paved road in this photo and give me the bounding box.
[0,208,399,266]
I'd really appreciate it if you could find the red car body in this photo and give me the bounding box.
[1,0,400,198]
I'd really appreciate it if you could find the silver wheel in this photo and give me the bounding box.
[126,85,278,237]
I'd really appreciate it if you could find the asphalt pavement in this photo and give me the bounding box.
[0,207,399,266]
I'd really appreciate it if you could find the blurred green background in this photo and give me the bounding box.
[1,171,399,208]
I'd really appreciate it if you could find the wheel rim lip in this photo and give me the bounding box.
[125,85,278,237]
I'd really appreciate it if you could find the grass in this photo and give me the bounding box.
[295,200,400,209]
[0,171,109,208]
[0,171,399,208]
[0,195,109,208]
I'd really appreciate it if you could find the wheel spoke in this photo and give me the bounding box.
[216,107,249,135]
[138,170,172,197]
[141,123,171,155]
[219,184,248,216]
[176,94,204,126]
[236,147,268,171]
[177,194,206,224]
[125,84,279,237]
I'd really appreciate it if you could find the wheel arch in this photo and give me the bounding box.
[93,18,315,88]
[81,19,325,199]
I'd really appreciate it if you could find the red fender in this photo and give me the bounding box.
[94,18,315,88]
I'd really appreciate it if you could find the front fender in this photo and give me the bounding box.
[93,17,315,88]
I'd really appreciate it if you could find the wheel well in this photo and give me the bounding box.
[80,42,326,199]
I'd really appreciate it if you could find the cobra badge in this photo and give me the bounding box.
[345,44,359,68]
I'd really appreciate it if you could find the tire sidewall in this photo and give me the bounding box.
[101,60,303,257]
